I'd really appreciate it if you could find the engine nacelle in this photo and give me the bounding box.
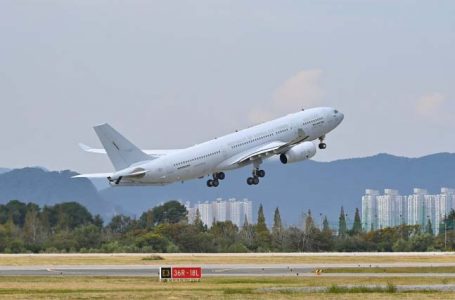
[280,142,317,164]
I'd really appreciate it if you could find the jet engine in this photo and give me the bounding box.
[280,142,317,164]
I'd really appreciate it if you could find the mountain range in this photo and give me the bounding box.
[0,168,120,219]
[1,153,454,226]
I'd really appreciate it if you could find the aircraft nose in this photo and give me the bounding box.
[327,108,344,127]
[339,112,344,123]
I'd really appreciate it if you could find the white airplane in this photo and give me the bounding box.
[74,107,344,187]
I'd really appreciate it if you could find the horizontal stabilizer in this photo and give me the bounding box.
[72,173,113,179]
[73,169,146,179]
[79,143,107,154]
[78,142,180,157]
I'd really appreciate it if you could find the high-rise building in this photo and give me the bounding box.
[185,201,196,224]
[186,198,253,228]
[377,189,403,229]
[227,198,242,227]
[242,199,253,226]
[197,201,214,227]
[440,188,455,220]
[407,188,427,226]
[212,198,228,222]
[434,188,455,235]
[362,189,379,231]
[361,187,454,235]
[424,194,438,234]
[226,198,253,227]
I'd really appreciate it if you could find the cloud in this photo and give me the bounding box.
[249,69,324,123]
[415,92,446,118]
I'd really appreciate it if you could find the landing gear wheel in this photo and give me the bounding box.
[257,170,265,178]
[207,179,213,187]
[319,143,327,150]
[212,179,219,187]
[217,172,225,180]
[247,177,254,185]
[252,177,259,185]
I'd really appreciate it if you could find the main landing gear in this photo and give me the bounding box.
[247,168,265,186]
[108,176,123,185]
[318,136,327,150]
[207,172,225,188]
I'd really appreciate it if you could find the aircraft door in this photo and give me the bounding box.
[294,119,308,142]
[222,144,229,160]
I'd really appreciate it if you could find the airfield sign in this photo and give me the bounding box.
[160,267,202,281]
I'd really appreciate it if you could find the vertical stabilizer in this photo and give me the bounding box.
[93,123,150,170]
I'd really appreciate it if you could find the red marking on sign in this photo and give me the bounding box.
[172,267,202,279]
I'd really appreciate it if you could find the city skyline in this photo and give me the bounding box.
[362,187,455,235]
[186,198,253,228]
[180,185,455,232]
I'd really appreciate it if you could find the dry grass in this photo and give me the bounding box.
[159,254,455,265]
[0,253,454,266]
[1,291,452,300]
[0,276,453,299]
[323,266,455,273]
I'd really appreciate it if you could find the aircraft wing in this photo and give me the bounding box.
[218,141,288,169]
[78,143,180,157]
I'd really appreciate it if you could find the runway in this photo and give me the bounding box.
[1,263,455,277]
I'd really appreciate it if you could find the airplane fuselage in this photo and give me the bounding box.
[116,107,343,185]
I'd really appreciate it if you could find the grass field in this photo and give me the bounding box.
[1,254,453,298]
[0,253,454,266]
[0,276,453,299]
[322,266,455,273]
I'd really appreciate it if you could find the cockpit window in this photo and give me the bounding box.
[334,110,338,114]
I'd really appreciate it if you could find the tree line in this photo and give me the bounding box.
[0,200,454,253]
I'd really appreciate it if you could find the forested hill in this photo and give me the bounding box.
[0,199,453,253]
[0,153,454,225]
[0,168,119,220]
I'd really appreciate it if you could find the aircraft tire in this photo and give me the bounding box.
[207,179,213,187]
[212,179,219,187]
[257,170,265,178]
[319,143,327,150]
[247,177,254,185]
[253,177,259,185]
[218,172,225,180]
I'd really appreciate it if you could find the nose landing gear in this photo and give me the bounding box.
[319,136,327,149]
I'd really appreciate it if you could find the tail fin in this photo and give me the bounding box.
[93,123,150,170]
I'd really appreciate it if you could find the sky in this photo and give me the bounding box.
[0,0,454,173]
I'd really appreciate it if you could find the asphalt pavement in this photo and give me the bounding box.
[1,263,455,277]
